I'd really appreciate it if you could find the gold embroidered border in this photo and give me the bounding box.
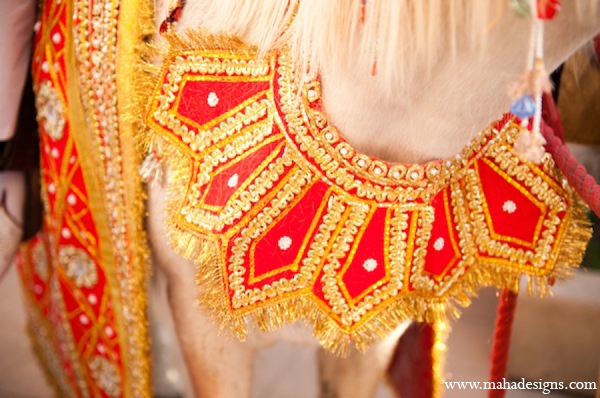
[336,207,391,307]
[137,30,592,355]
[276,49,492,204]
[247,178,327,285]
[72,0,153,396]
[465,133,568,272]
[229,167,316,308]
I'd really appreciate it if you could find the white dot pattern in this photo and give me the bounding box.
[227,174,239,188]
[502,200,517,214]
[278,236,292,250]
[207,92,219,107]
[362,258,378,272]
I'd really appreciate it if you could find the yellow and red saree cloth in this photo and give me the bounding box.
[18,0,151,396]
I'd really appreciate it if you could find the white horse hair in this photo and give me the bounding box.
[178,1,596,95]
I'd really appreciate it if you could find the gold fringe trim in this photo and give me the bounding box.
[133,30,593,355]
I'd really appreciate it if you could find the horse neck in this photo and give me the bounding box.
[320,6,600,165]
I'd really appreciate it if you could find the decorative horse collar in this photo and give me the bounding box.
[140,32,590,353]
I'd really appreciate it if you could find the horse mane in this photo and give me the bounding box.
[181,0,598,94]
[184,0,497,89]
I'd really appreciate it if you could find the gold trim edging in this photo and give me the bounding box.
[136,30,592,355]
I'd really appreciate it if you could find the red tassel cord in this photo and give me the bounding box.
[488,289,519,398]
[541,92,600,217]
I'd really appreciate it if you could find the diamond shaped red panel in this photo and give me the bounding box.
[340,207,389,301]
[476,158,545,248]
[245,181,329,287]
[201,136,284,208]
[176,80,270,127]
[423,188,461,280]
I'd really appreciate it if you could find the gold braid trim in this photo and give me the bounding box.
[134,29,260,150]
[135,29,592,355]
[115,0,156,394]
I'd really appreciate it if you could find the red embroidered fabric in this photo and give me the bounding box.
[144,38,590,351]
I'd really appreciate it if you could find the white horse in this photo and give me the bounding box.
[144,1,600,397]
[1,1,599,397]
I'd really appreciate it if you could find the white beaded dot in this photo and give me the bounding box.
[48,183,56,194]
[79,314,89,325]
[362,258,378,272]
[392,171,401,179]
[357,159,367,167]
[67,194,77,206]
[69,155,76,164]
[52,32,62,44]
[51,148,60,159]
[502,200,517,214]
[41,61,50,73]
[97,344,106,354]
[324,132,334,141]
[88,294,98,305]
[374,167,382,175]
[278,236,292,250]
[340,147,349,156]
[207,92,219,107]
[433,237,445,251]
[430,168,438,176]
[410,171,420,180]
[105,326,114,337]
[33,22,41,33]
[227,173,239,188]
[61,228,72,239]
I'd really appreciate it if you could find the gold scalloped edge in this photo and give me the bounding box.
[150,137,591,355]
[135,30,593,355]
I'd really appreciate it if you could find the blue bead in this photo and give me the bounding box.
[510,95,536,119]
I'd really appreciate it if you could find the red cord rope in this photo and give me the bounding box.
[541,92,600,217]
[542,125,600,216]
[488,289,519,398]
